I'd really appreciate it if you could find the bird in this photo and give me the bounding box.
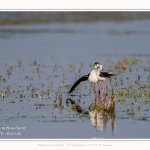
[68,62,117,94]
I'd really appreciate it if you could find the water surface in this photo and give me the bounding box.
[0,12,150,139]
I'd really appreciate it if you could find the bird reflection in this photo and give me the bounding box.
[89,88,116,135]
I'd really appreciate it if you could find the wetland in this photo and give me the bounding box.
[0,12,150,139]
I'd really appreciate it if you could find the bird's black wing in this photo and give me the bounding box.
[100,72,117,78]
[69,74,89,94]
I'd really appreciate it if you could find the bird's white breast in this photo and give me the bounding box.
[88,70,98,83]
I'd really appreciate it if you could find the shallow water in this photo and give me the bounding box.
[0,12,150,139]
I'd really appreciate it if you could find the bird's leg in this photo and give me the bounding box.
[89,83,95,95]
[97,83,100,90]
[95,83,101,96]
[104,80,107,93]
[102,81,105,94]
[102,80,107,95]
[89,84,95,104]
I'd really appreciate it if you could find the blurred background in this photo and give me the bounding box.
[1,12,150,25]
[0,11,150,61]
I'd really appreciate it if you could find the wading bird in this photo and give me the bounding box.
[68,62,117,94]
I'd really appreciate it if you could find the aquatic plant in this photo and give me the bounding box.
[95,103,103,113]
[18,59,22,68]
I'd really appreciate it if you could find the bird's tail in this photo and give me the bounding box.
[109,73,117,76]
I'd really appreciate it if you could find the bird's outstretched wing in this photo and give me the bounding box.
[100,72,117,78]
[69,74,89,94]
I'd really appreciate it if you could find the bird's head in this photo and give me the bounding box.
[93,62,103,70]
[99,65,103,71]
[93,62,100,69]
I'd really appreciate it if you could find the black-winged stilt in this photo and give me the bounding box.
[68,62,117,94]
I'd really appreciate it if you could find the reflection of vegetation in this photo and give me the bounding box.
[9,100,15,103]
[126,103,135,116]
[35,115,46,118]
